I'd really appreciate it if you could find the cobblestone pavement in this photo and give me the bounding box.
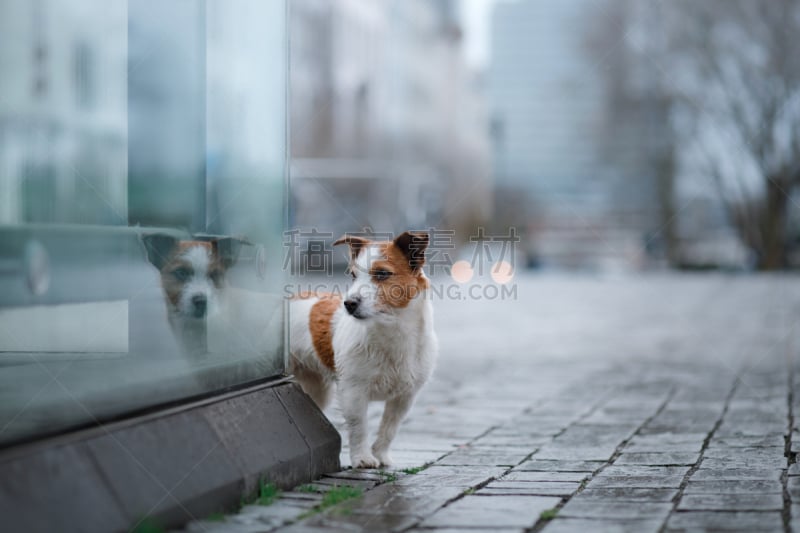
[182,273,800,532]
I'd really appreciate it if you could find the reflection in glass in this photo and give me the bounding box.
[0,0,287,446]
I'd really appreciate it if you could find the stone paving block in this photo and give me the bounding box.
[665,511,784,532]
[293,483,338,493]
[300,510,420,533]
[714,422,787,438]
[480,481,581,497]
[700,455,786,470]
[587,475,686,489]
[314,477,380,491]
[392,465,507,489]
[558,500,672,520]
[708,435,786,448]
[503,471,589,483]
[406,529,524,533]
[468,442,544,452]
[787,475,800,500]
[229,503,303,529]
[789,463,800,476]
[792,438,800,455]
[704,445,785,459]
[542,517,664,533]
[724,411,788,425]
[322,471,388,482]
[639,424,716,436]
[792,504,800,532]
[624,441,703,453]
[556,425,634,444]
[347,484,464,518]
[677,493,784,511]
[600,465,690,477]
[690,468,783,481]
[577,412,649,429]
[614,452,700,466]
[420,495,562,529]
[628,433,708,445]
[515,460,604,473]
[437,451,529,467]
[685,479,783,494]
[489,425,567,438]
[575,488,677,502]
[533,446,617,462]
[281,492,326,504]
[185,521,274,533]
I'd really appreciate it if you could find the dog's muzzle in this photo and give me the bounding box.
[191,294,207,318]
[344,296,364,319]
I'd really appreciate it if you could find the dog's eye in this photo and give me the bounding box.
[209,270,223,284]
[372,269,393,281]
[172,267,192,281]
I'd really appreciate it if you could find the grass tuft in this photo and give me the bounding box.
[540,508,558,520]
[320,485,363,507]
[401,465,428,475]
[255,480,281,506]
[206,512,226,522]
[298,485,363,519]
[297,484,320,493]
[377,470,398,482]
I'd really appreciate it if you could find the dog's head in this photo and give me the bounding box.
[143,235,240,320]
[333,231,430,320]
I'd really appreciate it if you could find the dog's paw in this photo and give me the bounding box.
[372,447,393,466]
[375,452,393,467]
[351,453,381,469]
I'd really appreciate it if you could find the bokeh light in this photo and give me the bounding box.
[490,260,514,284]
[450,260,474,283]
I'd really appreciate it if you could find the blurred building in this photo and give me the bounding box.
[488,0,663,271]
[290,0,491,256]
[0,0,127,225]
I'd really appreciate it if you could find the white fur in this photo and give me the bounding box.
[174,246,219,318]
[289,253,438,469]
[166,245,221,355]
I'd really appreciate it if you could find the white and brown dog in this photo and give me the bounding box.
[290,231,438,468]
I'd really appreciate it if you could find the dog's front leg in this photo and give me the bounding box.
[339,387,380,469]
[372,393,414,466]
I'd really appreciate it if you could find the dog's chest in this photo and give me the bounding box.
[336,321,435,401]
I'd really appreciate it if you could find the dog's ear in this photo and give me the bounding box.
[394,231,429,272]
[141,234,178,271]
[211,237,243,269]
[333,235,371,262]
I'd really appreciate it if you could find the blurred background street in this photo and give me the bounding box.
[288,0,800,274]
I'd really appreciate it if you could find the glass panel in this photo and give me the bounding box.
[0,0,287,446]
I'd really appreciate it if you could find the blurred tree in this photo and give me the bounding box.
[659,0,800,269]
[588,0,800,270]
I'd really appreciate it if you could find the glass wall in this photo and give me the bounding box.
[0,0,287,445]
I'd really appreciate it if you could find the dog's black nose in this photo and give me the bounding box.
[344,297,360,316]
[192,294,207,317]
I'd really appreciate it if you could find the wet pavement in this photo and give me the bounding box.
[181,273,800,532]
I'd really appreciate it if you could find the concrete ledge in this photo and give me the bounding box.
[0,380,341,532]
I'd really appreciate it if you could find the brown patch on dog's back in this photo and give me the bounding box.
[309,294,341,371]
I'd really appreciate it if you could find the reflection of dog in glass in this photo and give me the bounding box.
[143,235,240,353]
[290,231,438,468]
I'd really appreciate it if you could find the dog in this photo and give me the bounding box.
[290,231,438,468]
[143,234,240,354]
